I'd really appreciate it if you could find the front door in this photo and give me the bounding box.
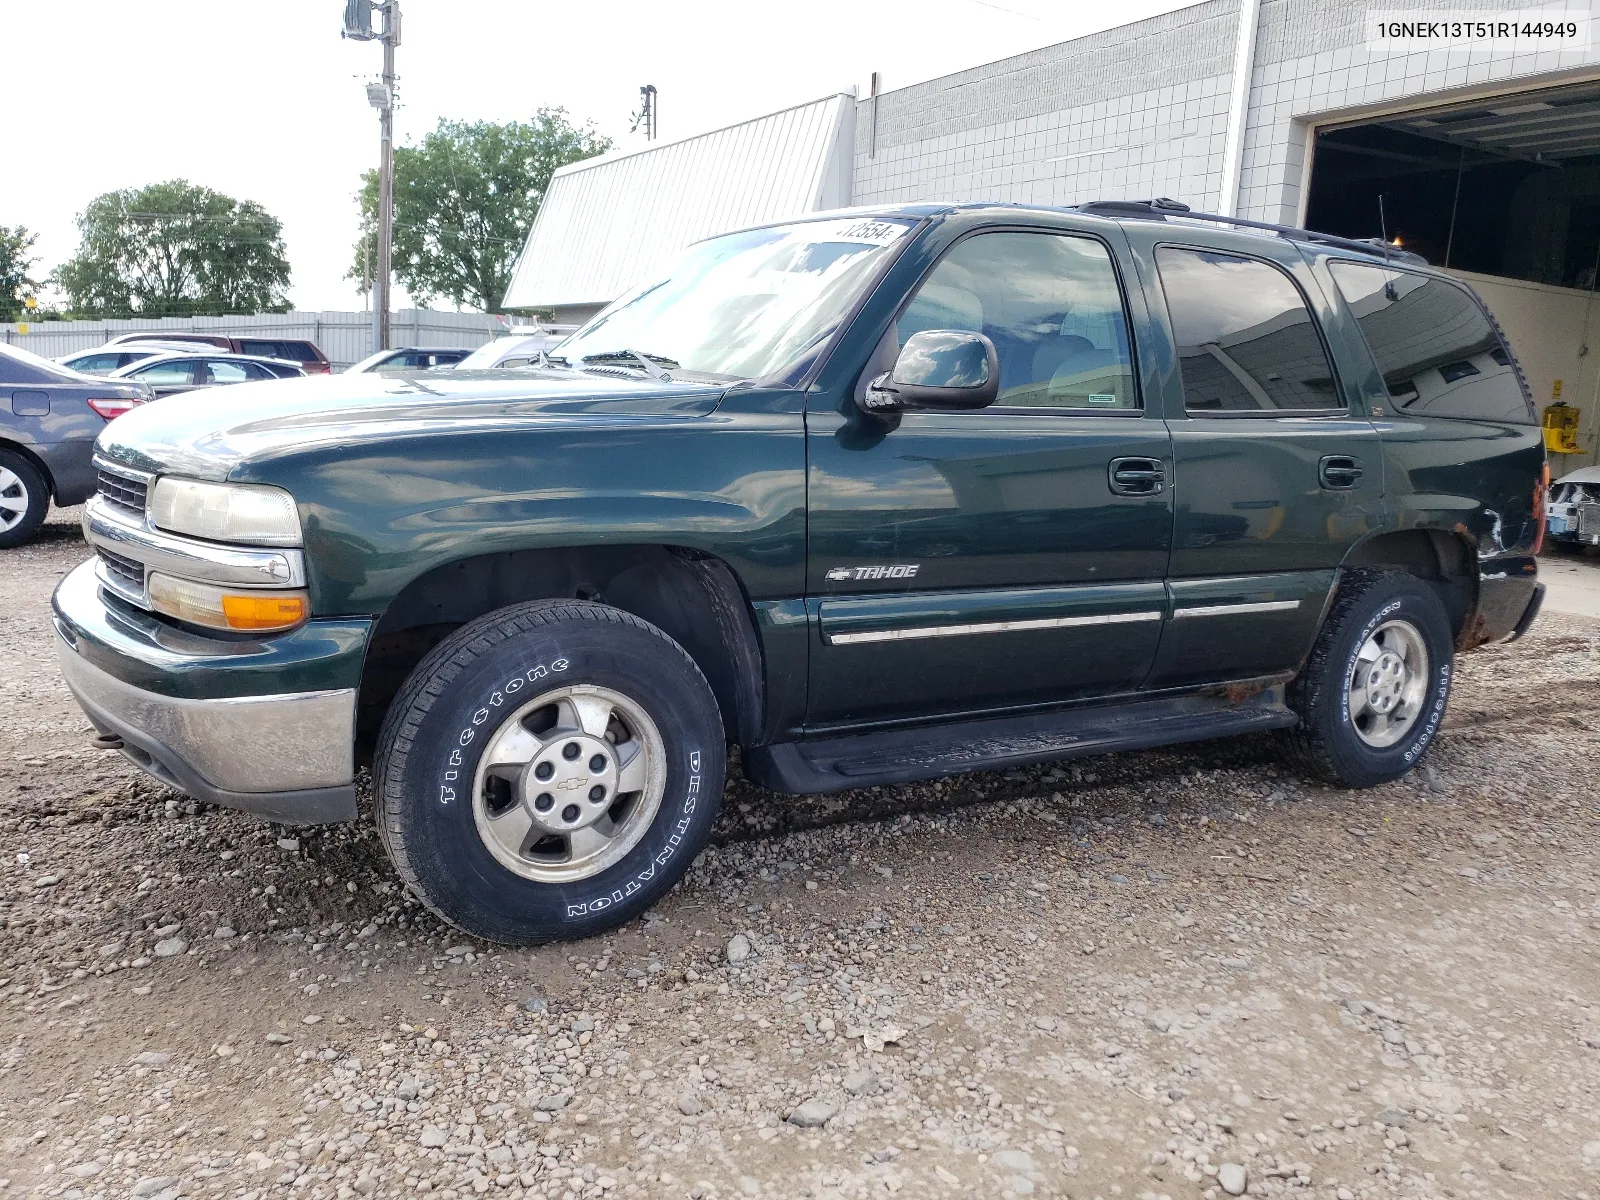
[805,225,1174,728]
[1124,232,1383,688]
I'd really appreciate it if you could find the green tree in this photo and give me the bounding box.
[0,225,40,322]
[54,181,291,318]
[350,110,610,313]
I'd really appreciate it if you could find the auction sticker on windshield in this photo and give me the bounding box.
[810,217,915,246]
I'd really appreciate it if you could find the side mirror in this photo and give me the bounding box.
[860,329,999,416]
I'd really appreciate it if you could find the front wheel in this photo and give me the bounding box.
[375,600,725,944]
[1277,570,1454,788]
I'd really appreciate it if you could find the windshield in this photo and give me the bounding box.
[558,216,917,382]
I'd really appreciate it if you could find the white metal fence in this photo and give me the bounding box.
[0,309,508,370]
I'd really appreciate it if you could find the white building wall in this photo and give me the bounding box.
[853,0,1600,223]
[853,1,1239,211]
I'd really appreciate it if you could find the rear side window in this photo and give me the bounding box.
[1156,247,1343,414]
[1327,261,1534,424]
[278,341,320,363]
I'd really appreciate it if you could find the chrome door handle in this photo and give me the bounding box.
[1319,455,1363,490]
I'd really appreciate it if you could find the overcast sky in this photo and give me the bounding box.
[6,0,1197,314]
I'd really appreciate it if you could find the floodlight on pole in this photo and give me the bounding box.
[343,0,399,354]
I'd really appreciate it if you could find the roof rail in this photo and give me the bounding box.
[1073,198,1429,266]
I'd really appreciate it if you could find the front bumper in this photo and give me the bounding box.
[53,559,369,823]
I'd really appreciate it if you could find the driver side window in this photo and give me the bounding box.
[896,231,1137,410]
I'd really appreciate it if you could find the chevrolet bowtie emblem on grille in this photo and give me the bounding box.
[826,564,920,582]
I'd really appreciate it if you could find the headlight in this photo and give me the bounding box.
[147,573,309,633]
[150,478,301,546]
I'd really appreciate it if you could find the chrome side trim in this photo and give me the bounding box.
[1172,599,1302,620]
[84,496,306,589]
[57,637,355,795]
[828,610,1161,646]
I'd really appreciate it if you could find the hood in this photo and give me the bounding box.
[95,369,727,480]
[1554,464,1600,488]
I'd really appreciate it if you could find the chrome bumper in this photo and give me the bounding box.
[57,636,358,824]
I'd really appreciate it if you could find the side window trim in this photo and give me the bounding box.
[870,224,1147,417]
[1154,240,1350,420]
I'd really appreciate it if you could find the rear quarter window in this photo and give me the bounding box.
[1327,261,1534,424]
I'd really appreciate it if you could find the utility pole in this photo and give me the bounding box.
[344,0,400,353]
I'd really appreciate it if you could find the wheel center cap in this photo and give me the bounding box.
[1366,652,1407,712]
[520,733,619,835]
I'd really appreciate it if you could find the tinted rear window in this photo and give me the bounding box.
[278,341,320,363]
[1327,261,1534,424]
[1155,247,1342,413]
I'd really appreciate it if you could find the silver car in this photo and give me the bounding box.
[108,352,305,398]
[57,342,208,376]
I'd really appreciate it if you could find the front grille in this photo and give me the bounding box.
[96,547,145,594]
[96,467,148,518]
[1579,503,1600,538]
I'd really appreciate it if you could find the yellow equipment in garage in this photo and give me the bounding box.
[1543,401,1580,454]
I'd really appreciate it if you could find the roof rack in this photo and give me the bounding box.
[1073,197,1429,266]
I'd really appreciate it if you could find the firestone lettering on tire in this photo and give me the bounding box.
[1403,661,1450,763]
[563,748,702,920]
[440,657,571,807]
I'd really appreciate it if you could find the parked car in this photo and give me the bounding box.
[105,332,331,374]
[107,352,305,398]
[57,342,208,376]
[1547,465,1600,547]
[346,346,472,374]
[452,328,577,369]
[58,200,1546,945]
[0,343,146,547]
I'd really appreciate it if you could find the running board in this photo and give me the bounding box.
[743,685,1297,796]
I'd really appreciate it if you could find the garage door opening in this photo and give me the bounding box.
[1304,78,1600,467]
[1306,79,1600,286]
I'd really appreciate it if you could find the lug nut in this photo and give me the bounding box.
[534,762,554,781]
[534,793,553,812]
[562,742,581,760]
[562,804,581,823]
[589,754,606,772]
[589,784,606,802]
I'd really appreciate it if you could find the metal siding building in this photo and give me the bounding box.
[502,93,857,323]
[1,310,505,370]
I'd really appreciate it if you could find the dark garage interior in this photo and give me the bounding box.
[1306,79,1600,291]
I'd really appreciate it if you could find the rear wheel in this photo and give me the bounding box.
[0,450,48,549]
[1277,570,1454,787]
[375,599,724,944]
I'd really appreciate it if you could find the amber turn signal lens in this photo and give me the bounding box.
[146,573,309,633]
[221,592,309,631]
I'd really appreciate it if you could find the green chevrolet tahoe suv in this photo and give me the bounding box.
[54,200,1547,944]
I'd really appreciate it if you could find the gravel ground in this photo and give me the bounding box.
[3,507,1600,1200]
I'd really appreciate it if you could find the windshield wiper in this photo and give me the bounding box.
[578,349,679,381]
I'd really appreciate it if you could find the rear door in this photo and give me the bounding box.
[1122,228,1382,688]
[804,221,1174,728]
